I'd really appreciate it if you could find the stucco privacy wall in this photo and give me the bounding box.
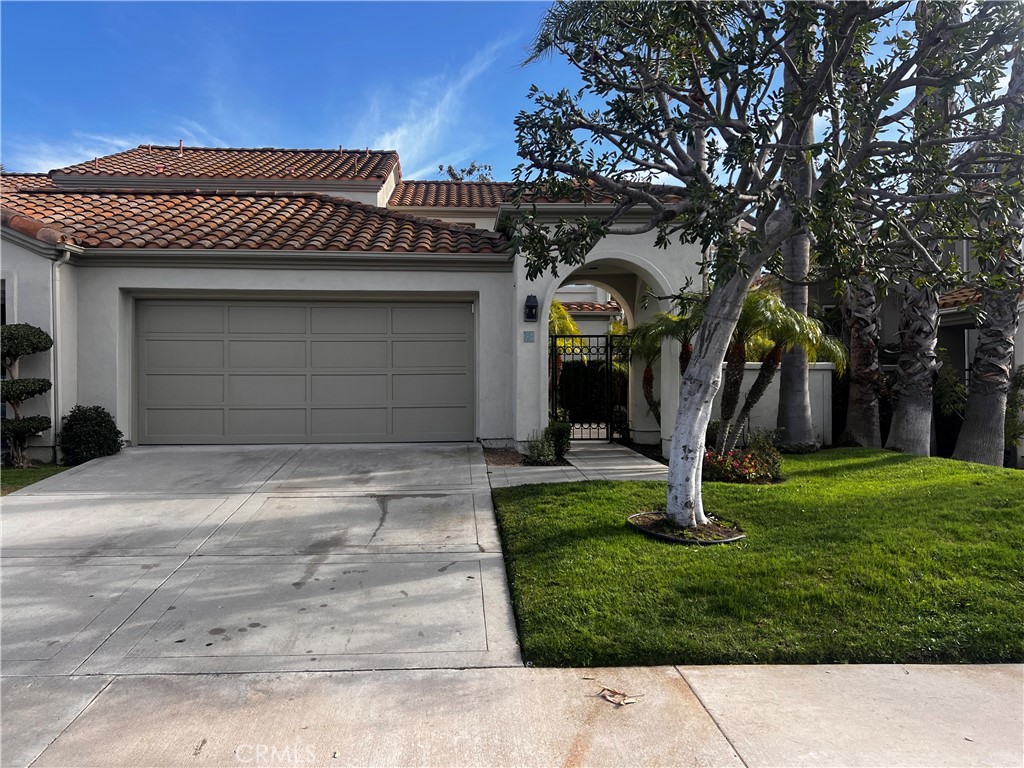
[513,229,704,444]
[710,362,835,447]
[73,263,514,445]
[0,234,79,459]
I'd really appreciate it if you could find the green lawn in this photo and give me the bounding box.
[492,448,1024,667]
[1,465,67,496]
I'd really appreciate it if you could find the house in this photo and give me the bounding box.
[2,143,723,459]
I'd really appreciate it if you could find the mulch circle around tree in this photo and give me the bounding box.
[627,512,746,546]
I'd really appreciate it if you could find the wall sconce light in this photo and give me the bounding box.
[523,294,539,322]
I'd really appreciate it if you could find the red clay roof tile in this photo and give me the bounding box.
[561,299,621,314]
[1,173,57,194]
[389,181,516,208]
[1,190,507,254]
[54,145,399,182]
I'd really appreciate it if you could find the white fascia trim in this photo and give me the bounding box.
[74,248,512,272]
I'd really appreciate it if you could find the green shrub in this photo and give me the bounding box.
[1,378,52,405]
[1,323,53,360]
[59,405,123,466]
[524,430,557,466]
[544,421,572,460]
[702,430,784,484]
[1,415,52,444]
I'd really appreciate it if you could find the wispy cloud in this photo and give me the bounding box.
[353,37,511,178]
[2,123,229,173]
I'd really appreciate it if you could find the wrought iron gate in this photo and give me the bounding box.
[549,334,629,440]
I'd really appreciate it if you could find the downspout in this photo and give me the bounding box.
[49,244,76,463]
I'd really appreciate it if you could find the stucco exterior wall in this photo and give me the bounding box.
[72,263,515,445]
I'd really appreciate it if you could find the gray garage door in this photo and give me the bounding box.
[137,300,474,444]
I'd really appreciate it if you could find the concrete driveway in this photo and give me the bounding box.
[1,444,520,677]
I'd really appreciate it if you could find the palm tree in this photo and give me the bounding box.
[622,293,705,425]
[720,291,847,453]
[624,289,846,452]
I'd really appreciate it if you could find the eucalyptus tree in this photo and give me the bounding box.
[511,0,1022,527]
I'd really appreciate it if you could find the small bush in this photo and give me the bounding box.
[747,429,784,481]
[702,430,783,484]
[59,405,123,466]
[524,430,557,466]
[544,421,572,460]
[702,449,778,484]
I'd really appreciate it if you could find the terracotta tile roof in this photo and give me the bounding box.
[389,181,516,208]
[938,285,1024,309]
[54,145,399,182]
[0,207,74,245]
[1,190,508,253]
[389,180,619,208]
[1,173,57,193]
[561,299,621,314]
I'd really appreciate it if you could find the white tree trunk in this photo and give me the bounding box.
[666,273,752,527]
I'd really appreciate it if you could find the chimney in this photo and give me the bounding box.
[147,144,152,155]
[178,139,184,157]
[94,158,99,170]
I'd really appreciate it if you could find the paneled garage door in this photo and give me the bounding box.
[136,300,474,444]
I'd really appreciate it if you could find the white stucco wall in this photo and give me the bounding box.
[72,262,515,445]
[710,362,835,448]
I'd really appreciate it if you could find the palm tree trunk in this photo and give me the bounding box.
[716,340,747,453]
[642,363,660,425]
[724,344,784,454]
[667,274,751,527]
[953,283,1023,466]
[842,276,882,447]
[885,283,940,455]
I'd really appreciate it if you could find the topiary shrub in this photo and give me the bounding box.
[2,323,54,467]
[544,421,572,460]
[59,405,123,466]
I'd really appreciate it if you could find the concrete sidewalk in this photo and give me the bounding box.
[487,441,667,487]
[4,664,1021,767]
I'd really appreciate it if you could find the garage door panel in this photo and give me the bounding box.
[393,406,472,438]
[311,341,387,369]
[228,375,306,405]
[392,340,468,368]
[311,408,388,436]
[145,340,224,369]
[146,409,225,437]
[311,307,388,335]
[228,409,307,436]
[229,340,307,369]
[144,375,224,405]
[229,306,306,334]
[393,373,471,405]
[138,301,473,444]
[392,306,468,335]
[141,305,224,334]
[311,374,387,404]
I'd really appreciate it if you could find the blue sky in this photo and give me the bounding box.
[1,1,577,179]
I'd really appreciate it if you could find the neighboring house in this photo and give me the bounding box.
[0,144,702,457]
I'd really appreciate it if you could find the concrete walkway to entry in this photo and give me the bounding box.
[2,443,1021,767]
[487,440,668,487]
